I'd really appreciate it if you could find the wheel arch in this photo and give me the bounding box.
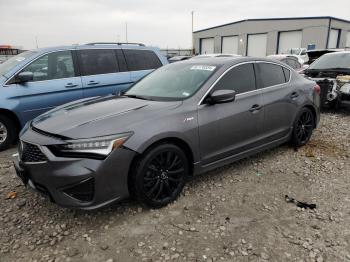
[302,104,317,128]
[127,136,195,195]
[0,108,21,134]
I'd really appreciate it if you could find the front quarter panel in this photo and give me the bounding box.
[123,104,200,163]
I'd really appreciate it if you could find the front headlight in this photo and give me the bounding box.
[51,133,132,159]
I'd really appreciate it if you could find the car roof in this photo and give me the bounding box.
[177,56,284,67]
[30,43,159,53]
[268,54,298,60]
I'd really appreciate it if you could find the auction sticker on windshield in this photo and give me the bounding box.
[190,65,216,71]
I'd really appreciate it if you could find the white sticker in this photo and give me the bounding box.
[15,57,26,62]
[182,92,190,97]
[190,65,216,71]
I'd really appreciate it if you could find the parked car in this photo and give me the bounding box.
[13,57,320,210]
[306,48,344,64]
[168,55,192,63]
[192,53,240,59]
[284,48,309,64]
[0,42,168,151]
[267,54,306,72]
[303,51,350,108]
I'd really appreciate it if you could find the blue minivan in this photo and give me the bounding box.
[0,43,168,150]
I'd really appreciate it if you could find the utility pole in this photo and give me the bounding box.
[125,22,128,43]
[35,36,39,48]
[191,11,194,55]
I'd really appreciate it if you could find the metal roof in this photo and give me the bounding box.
[194,16,350,33]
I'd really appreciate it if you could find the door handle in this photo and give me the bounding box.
[65,83,78,88]
[291,92,299,99]
[249,104,262,113]
[87,81,100,86]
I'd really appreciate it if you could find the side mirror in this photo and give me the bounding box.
[206,89,236,104]
[17,72,33,83]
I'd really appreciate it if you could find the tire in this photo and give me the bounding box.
[0,115,17,151]
[291,107,315,148]
[131,143,189,208]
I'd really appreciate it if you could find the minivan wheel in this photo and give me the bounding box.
[0,115,17,151]
[291,108,315,148]
[131,143,189,208]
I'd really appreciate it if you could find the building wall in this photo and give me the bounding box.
[193,18,350,55]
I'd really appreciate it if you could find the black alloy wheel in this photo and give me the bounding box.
[291,108,315,147]
[131,143,188,208]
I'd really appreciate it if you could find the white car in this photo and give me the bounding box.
[191,53,241,59]
[284,48,309,64]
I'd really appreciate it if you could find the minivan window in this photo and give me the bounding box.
[258,63,286,88]
[213,63,256,94]
[0,51,35,76]
[123,49,162,71]
[77,49,119,76]
[21,51,75,82]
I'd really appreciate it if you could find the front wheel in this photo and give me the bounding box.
[131,143,189,208]
[0,115,17,151]
[291,108,315,148]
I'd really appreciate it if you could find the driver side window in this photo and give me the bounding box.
[212,63,256,94]
[21,51,75,82]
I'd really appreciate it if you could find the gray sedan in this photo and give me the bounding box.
[13,57,320,209]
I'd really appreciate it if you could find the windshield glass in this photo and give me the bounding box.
[0,51,35,76]
[125,63,218,101]
[308,52,350,70]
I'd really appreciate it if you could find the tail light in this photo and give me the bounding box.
[313,85,321,95]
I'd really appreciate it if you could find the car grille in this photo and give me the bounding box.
[20,141,47,163]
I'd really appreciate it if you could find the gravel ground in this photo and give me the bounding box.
[0,109,350,262]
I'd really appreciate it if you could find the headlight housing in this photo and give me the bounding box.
[50,133,132,159]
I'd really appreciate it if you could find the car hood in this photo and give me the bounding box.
[32,96,182,139]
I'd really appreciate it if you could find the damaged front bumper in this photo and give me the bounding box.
[308,75,350,108]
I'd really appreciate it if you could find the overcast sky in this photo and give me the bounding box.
[1,0,349,50]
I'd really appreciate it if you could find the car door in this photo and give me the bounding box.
[8,50,83,123]
[122,49,163,83]
[198,63,264,165]
[77,49,132,98]
[256,62,297,142]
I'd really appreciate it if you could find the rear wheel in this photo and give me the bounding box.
[131,143,189,208]
[0,115,17,151]
[291,108,315,147]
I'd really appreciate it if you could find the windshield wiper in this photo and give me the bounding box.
[122,94,154,101]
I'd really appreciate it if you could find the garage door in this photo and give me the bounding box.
[200,38,214,54]
[247,34,267,57]
[346,31,350,48]
[222,36,239,54]
[278,31,302,54]
[328,29,339,48]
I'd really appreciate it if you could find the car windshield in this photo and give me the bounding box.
[125,63,218,101]
[308,52,350,70]
[0,51,35,76]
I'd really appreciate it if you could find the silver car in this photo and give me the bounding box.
[14,57,320,209]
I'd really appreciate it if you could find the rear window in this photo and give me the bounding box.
[258,63,287,88]
[123,49,162,71]
[77,49,119,76]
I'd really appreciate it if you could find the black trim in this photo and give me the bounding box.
[71,50,81,77]
[194,16,350,34]
[326,18,332,48]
